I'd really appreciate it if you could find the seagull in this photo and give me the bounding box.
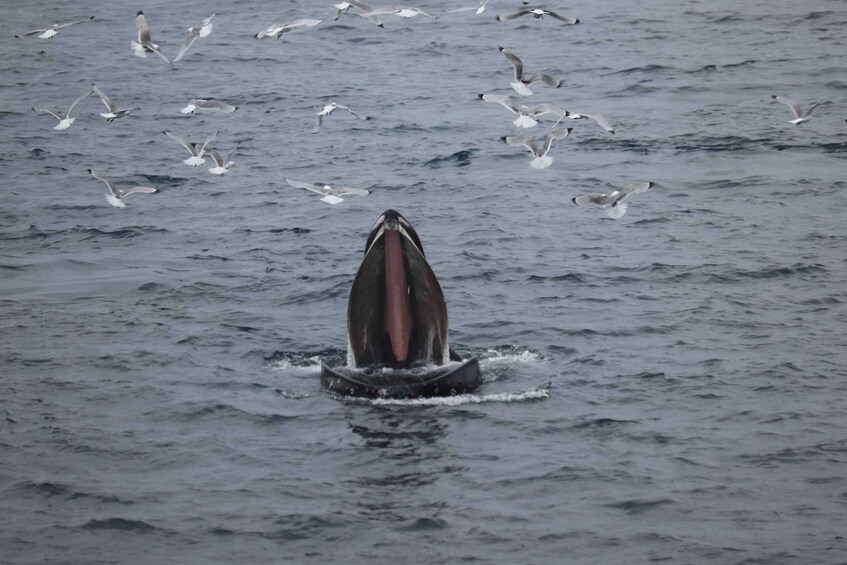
[445,0,490,14]
[477,93,558,128]
[496,8,578,24]
[359,7,437,19]
[771,95,821,125]
[173,13,215,62]
[163,131,217,166]
[566,112,614,134]
[92,84,135,122]
[32,89,93,130]
[207,149,236,175]
[501,127,572,169]
[132,11,172,65]
[255,19,322,39]
[88,169,158,208]
[499,47,561,96]
[572,182,653,219]
[334,1,384,26]
[285,178,370,205]
[312,102,370,133]
[15,17,94,39]
[180,99,237,115]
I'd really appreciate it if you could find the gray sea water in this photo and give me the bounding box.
[2,0,847,563]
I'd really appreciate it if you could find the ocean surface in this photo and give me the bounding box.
[2,0,846,563]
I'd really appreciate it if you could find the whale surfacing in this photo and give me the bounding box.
[347,209,450,369]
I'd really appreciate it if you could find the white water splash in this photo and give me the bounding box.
[479,348,543,366]
[369,387,549,407]
[270,356,322,373]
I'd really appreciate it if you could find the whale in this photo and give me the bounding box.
[321,209,481,398]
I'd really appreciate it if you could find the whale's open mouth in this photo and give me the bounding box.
[347,210,448,369]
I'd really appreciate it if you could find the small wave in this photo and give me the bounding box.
[603,497,674,514]
[608,63,671,75]
[369,387,549,407]
[81,518,157,532]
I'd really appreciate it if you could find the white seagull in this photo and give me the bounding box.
[207,149,236,175]
[285,178,370,205]
[334,1,384,26]
[501,127,572,169]
[180,99,237,115]
[771,95,821,125]
[360,7,437,19]
[445,0,490,14]
[572,182,653,219]
[88,169,158,208]
[15,17,95,39]
[255,19,322,39]
[163,130,218,166]
[478,93,560,128]
[313,102,370,133]
[92,84,135,122]
[173,13,215,62]
[132,11,172,65]
[499,47,561,96]
[32,89,93,130]
[496,8,578,24]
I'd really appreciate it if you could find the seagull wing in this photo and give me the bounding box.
[333,187,370,197]
[622,181,653,196]
[173,34,198,62]
[337,104,369,120]
[207,149,224,166]
[66,89,94,116]
[499,47,524,81]
[801,100,822,118]
[285,178,326,195]
[17,28,48,37]
[480,93,520,114]
[163,131,196,154]
[118,186,158,198]
[200,131,218,152]
[313,113,324,134]
[539,127,571,155]
[772,95,803,119]
[135,12,152,44]
[581,113,614,133]
[497,10,532,21]
[546,10,579,24]
[88,169,119,196]
[56,17,95,29]
[32,106,63,120]
[92,85,118,112]
[526,73,561,88]
[144,41,172,65]
[572,193,612,206]
[360,8,400,17]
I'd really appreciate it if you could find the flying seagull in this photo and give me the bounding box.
[132,11,172,65]
[285,178,370,204]
[173,13,215,62]
[499,47,561,96]
[92,84,135,122]
[180,99,237,115]
[496,8,578,24]
[88,169,158,208]
[255,19,322,39]
[572,182,653,218]
[771,95,821,125]
[163,130,218,166]
[334,1,384,26]
[501,127,572,169]
[32,89,93,130]
[207,149,236,175]
[15,17,94,39]
[313,102,370,133]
